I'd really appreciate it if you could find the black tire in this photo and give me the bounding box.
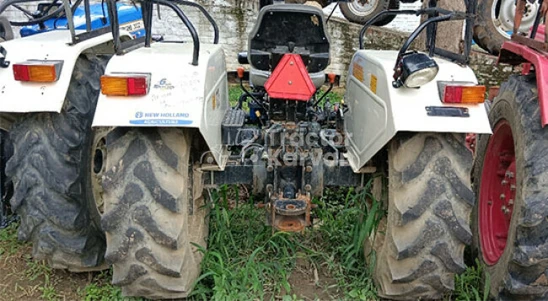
[0,16,14,42]
[474,0,503,55]
[474,0,540,56]
[101,128,208,299]
[340,0,398,26]
[372,133,474,300]
[1,129,14,220]
[472,75,548,299]
[5,55,108,271]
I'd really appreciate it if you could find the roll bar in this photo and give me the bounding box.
[359,0,478,65]
[107,0,219,66]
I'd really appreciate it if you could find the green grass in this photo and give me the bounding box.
[190,183,384,300]
[78,269,138,301]
[191,184,490,301]
[451,259,490,301]
[229,84,243,108]
[24,256,59,300]
[0,186,489,300]
[0,221,22,257]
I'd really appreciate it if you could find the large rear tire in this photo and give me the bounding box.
[371,133,474,300]
[101,128,208,299]
[474,0,540,56]
[5,55,108,271]
[340,0,398,27]
[472,75,548,299]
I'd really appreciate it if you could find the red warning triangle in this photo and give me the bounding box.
[264,54,316,101]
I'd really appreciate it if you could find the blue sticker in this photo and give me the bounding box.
[153,78,175,90]
[129,119,193,125]
[131,112,192,125]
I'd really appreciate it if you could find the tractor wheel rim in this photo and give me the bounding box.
[479,120,516,265]
[91,129,108,215]
[348,0,378,15]
[492,0,540,38]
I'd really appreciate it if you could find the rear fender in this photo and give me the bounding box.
[344,50,492,172]
[0,30,131,114]
[92,43,230,169]
[498,40,548,126]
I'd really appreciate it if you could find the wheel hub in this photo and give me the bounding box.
[91,131,108,215]
[493,0,540,38]
[349,0,377,14]
[479,120,516,265]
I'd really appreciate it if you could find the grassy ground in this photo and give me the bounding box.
[0,86,489,300]
[0,185,489,301]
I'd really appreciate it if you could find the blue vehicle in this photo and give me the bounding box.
[19,2,144,38]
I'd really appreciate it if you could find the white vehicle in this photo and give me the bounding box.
[92,0,489,299]
[0,0,142,271]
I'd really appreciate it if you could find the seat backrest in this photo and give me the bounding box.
[248,4,330,74]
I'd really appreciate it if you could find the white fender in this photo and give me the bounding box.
[92,43,230,168]
[344,50,492,172]
[0,30,131,113]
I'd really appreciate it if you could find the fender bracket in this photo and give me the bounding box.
[0,46,9,68]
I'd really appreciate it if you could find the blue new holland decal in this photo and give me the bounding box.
[130,111,193,125]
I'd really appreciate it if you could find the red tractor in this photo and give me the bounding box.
[473,0,548,298]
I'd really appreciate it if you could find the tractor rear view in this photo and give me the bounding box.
[472,0,548,298]
[92,0,490,299]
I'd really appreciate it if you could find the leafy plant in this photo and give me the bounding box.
[451,258,490,301]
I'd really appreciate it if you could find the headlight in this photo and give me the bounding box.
[393,52,439,88]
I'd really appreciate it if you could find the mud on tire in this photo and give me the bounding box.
[372,133,474,300]
[472,75,548,299]
[5,55,108,270]
[101,128,208,299]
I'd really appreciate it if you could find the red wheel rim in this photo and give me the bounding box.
[479,120,516,265]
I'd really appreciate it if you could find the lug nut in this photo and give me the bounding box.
[304,184,312,191]
[305,166,313,173]
[500,193,506,200]
[267,165,274,172]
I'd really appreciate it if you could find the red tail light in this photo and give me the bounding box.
[438,82,486,104]
[100,74,150,96]
[13,60,63,82]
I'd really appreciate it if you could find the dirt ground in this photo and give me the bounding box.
[0,223,341,301]
[285,257,340,300]
[0,223,107,301]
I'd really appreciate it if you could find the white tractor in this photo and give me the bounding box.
[0,0,143,271]
[91,0,490,299]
